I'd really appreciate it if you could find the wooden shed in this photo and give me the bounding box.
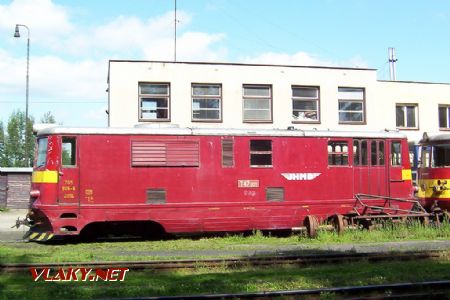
[0,168,32,209]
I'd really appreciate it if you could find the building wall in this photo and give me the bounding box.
[108,61,450,142]
[0,169,32,209]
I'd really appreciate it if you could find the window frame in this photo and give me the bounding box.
[390,141,402,167]
[328,140,350,166]
[395,103,419,130]
[249,139,273,168]
[338,87,366,125]
[438,105,450,131]
[242,84,273,123]
[292,85,320,124]
[138,82,171,122]
[61,136,77,168]
[191,83,223,122]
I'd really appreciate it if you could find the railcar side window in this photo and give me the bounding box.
[328,141,349,165]
[353,140,368,166]
[433,144,450,167]
[222,139,234,167]
[391,141,402,166]
[371,140,385,166]
[36,138,48,167]
[62,137,76,167]
[250,140,272,167]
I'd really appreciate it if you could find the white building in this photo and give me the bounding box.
[107,60,450,142]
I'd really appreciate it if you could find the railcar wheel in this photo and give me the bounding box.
[333,214,345,235]
[305,215,319,238]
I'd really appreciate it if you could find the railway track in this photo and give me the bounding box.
[0,250,445,272]
[126,281,450,299]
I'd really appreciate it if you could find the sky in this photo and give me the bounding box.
[1,0,450,127]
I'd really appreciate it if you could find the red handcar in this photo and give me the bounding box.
[19,126,418,241]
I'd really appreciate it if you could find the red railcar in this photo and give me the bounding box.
[23,126,415,241]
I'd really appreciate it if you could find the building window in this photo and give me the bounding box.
[439,105,450,130]
[396,104,418,129]
[328,141,349,166]
[250,140,272,167]
[243,85,272,122]
[192,84,222,122]
[292,86,320,123]
[139,83,170,121]
[338,87,365,124]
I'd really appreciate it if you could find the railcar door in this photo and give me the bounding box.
[57,136,80,205]
[353,139,388,196]
[353,139,370,194]
[369,140,388,196]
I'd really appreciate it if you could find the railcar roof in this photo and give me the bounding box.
[420,133,450,144]
[34,125,406,139]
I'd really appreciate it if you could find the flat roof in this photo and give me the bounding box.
[35,125,406,139]
[108,60,376,72]
[0,167,33,173]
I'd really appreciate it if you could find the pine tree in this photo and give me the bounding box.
[0,121,7,166]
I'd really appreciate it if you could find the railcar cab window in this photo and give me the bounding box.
[62,137,76,167]
[250,140,272,167]
[328,141,349,165]
[420,146,431,168]
[139,83,170,121]
[391,141,402,166]
[432,144,450,167]
[36,137,48,167]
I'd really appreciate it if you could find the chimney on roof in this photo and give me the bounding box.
[388,47,398,81]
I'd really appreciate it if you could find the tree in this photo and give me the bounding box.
[2,111,34,167]
[0,111,58,167]
[40,111,56,124]
[0,121,7,166]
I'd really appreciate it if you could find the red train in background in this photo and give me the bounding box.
[19,126,418,241]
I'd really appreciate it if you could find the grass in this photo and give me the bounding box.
[1,255,450,299]
[0,222,450,299]
[0,221,450,264]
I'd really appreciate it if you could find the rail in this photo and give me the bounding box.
[0,250,444,272]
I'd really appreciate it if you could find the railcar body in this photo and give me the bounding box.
[417,133,450,211]
[24,126,414,241]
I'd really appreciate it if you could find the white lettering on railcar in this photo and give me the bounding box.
[281,173,321,181]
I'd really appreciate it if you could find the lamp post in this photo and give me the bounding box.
[14,24,30,124]
[14,24,30,166]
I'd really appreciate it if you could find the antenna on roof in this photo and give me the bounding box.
[174,0,177,62]
[388,47,398,81]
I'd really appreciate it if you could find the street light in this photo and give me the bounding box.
[13,24,30,124]
[14,24,30,167]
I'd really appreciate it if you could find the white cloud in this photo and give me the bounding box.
[0,0,73,42]
[241,51,368,68]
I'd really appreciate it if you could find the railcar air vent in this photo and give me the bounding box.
[131,140,199,167]
[266,187,284,202]
[222,139,234,167]
[147,188,166,204]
